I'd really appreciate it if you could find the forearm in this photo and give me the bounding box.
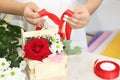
[0,0,27,15]
[84,0,103,15]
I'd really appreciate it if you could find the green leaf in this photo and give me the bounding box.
[65,46,81,55]
[0,27,5,34]
[0,20,6,25]
[63,40,82,55]
[0,44,7,57]
[0,19,23,68]
[63,40,71,46]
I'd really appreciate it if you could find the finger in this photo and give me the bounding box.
[24,3,40,18]
[25,17,45,25]
[72,13,89,21]
[67,15,89,26]
[26,2,39,12]
[67,17,80,25]
[67,20,88,29]
[25,12,40,19]
[37,22,44,27]
[30,2,39,12]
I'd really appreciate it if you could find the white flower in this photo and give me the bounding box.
[19,60,27,70]
[0,71,5,80]
[0,58,10,71]
[49,34,61,43]
[50,42,64,54]
[5,67,26,80]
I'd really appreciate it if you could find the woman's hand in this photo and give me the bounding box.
[67,5,90,29]
[23,2,44,25]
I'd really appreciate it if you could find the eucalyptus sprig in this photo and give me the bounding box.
[0,19,23,68]
[63,40,81,55]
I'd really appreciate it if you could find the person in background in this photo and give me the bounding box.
[0,0,103,30]
[23,0,103,29]
[0,0,103,51]
[22,0,103,51]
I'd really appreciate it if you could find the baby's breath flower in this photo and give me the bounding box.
[0,58,10,71]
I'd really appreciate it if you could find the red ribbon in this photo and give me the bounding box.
[36,9,74,40]
[94,60,120,79]
[60,9,74,40]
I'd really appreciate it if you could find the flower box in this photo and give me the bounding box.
[21,28,67,80]
[26,57,67,80]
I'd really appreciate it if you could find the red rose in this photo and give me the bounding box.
[24,38,52,61]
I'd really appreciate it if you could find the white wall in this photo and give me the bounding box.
[86,0,120,34]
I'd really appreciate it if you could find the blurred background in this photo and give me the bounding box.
[86,0,120,34]
[2,0,120,34]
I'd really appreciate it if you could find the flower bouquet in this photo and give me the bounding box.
[0,19,26,80]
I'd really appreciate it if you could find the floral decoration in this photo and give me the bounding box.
[24,38,52,61]
[0,58,26,80]
[24,34,65,62]
[24,32,81,62]
[0,19,26,80]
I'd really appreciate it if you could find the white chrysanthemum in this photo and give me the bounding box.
[0,58,10,71]
[19,60,27,70]
[0,71,5,80]
[5,67,26,80]
[49,34,61,43]
[48,48,57,56]
[50,42,64,54]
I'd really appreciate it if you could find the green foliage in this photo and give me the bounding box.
[62,40,81,55]
[0,19,23,67]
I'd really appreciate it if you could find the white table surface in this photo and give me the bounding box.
[25,52,120,80]
[67,52,120,80]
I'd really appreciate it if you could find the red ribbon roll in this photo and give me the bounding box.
[94,60,120,79]
[36,9,74,40]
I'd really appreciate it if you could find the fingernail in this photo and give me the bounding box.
[63,18,67,21]
[64,15,69,19]
[44,16,49,20]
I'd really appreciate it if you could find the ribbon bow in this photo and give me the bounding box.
[36,9,74,40]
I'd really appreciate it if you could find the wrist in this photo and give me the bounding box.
[21,2,30,16]
[84,0,103,15]
[83,3,93,15]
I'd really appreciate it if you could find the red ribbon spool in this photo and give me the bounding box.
[36,9,74,40]
[94,60,120,79]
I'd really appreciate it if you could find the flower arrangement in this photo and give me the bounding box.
[0,19,26,80]
[24,34,65,62]
[23,32,81,62]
